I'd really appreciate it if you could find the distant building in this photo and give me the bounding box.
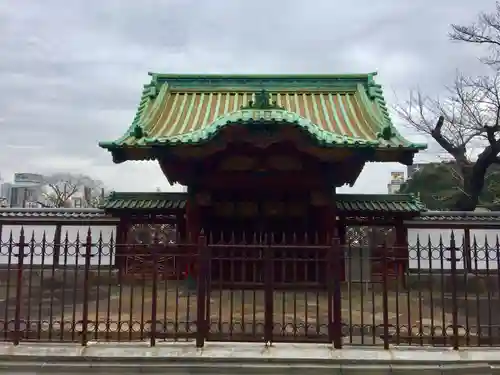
[387,171,405,194]
[69,187,105,208]
[387,183,401,194]
[387,164,431,194]
[0,182,10,203]
[0,173,101,208]
[1,173,45,208]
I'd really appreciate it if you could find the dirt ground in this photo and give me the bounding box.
[0,261,495,344]
[0,274,488,345]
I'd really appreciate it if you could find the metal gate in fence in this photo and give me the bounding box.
[198,235,343,346]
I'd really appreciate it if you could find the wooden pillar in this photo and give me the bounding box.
[185,187,201,278]
[337,217,346,244]
[176,212,187,242]
[312,189,336,243]
[336,217,347,282]
[320,206,335,243]
[186,187,201,242]
[329,190,345,281]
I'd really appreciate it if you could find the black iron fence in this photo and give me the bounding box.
[0,227,499,348]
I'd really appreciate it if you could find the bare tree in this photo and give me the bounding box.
[38,172,106,208]
[396,69,500,211]
[450,2,500,65]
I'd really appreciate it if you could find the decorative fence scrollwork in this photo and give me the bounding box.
[124,223,179,278]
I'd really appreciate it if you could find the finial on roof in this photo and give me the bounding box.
[241,89,284,110]
[377,125,394,141]
[132,124,145,139]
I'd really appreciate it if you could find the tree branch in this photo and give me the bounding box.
[35,201,52,208]
[40,173,107,208]
[397,67,500,210]
[430,115,468,164]
[485,124,500,145]
[450,2,500,65]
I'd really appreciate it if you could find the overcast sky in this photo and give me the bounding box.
[0,0,493,193]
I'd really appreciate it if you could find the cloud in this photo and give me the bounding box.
[0,0,494,193]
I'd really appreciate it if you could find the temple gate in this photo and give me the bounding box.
[99,73,427,284]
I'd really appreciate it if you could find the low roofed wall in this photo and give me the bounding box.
[0,208,118,267]
[1,207,499,270]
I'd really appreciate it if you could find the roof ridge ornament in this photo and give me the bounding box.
[240,89,284,110]
[377,125,394,141]
[131,124,147,139]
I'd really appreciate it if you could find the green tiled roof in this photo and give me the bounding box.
[102,192,187,211]
[0,208,111,221]
[99,73,426,163]
[101,192,425,214]
[335,194,426,213]
[411,211,500,223]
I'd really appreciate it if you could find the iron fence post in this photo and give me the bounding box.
[52,224,62,267]
[150,243,158,347]
[263,234,274,344]
[81,228,92,346]
[449,231,460,350]
[327,237,335,343]
[382,241,390,350]
[330,237,342,349]
[13,227,26,345]
[463,228,471,273]
[196,232,208,348]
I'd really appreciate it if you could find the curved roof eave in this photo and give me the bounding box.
[144,108,380,148]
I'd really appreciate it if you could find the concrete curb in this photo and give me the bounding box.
[0,342,497,374]
[0,362,493,375]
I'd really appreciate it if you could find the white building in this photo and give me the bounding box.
[0,173,45,208]
[387,164,430,194]
[0,173,101,208]
[387,171,405,194]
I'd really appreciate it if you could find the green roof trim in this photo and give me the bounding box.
[102,192,186,211]
[149,73,383,90]
[101,192,426,214]
[411,211,500,223]
[335,193,426,213]
[99,73,427,163]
